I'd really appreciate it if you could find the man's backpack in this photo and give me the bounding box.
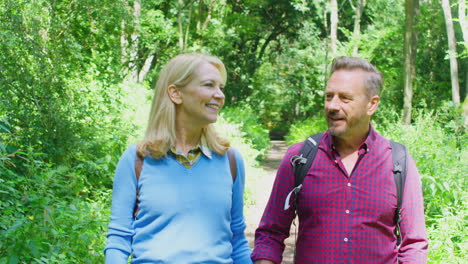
[287,133,408,246]
[132,148,237,219]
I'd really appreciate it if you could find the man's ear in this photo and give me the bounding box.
[367,95,380,115]
[167,84,182,104]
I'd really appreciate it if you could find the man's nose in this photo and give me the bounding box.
[326,96,340,111]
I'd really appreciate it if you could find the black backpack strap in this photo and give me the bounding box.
[284,133,323,211]
[390,140,408,246]
[227,148,237,182]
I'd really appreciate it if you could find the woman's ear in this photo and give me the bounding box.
[167,84,182,104]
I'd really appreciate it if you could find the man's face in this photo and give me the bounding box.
[324,69,379,141]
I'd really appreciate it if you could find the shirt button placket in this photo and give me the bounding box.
[345,181,352,248]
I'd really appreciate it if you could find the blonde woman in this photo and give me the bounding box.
[105,53,252,263]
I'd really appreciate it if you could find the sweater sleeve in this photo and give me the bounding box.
[398,154,428,263]
[229,148,253,264]
[251,144,300,264]
[104,145,138,263]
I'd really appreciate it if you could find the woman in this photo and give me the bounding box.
[105,53,252,263]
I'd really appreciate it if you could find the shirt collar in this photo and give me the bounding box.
[199,135,212,159]
[170,135,212,159]
[322,124,378,154]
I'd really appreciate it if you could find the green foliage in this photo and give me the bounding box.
[284,116,328,145]
[0,0,130,166]
[214,116,267,208]
[379,110,467,263]
[250,21,329,131]
[0,127,111,263]
[1,0,466,262]
[221,107,270,159]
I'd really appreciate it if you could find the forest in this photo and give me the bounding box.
[0,0,466,263]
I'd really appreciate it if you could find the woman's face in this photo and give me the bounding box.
[176,62,225,128]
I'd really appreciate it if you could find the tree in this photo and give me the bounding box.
[351,0,367,56]
[129,0,142,82]
[441,0,461,106]
[402,0,419,124]
[330,0,338,55]
[458,0,467,98]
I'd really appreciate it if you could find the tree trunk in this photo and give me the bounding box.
[184,2,194,50]
[330,0,338,55]
[352,0,366,56]
[402,0,419,125]
[128,0,141,82]
[202,0,216,30]
[138,55,154,83]
[120,20,129,77]
[460,0,468,44]
[442,0,461,106]
[178,0,184,51]
[196,0,203,31]
[458,0,468,98]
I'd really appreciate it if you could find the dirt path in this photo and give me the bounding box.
[245,140,296,264]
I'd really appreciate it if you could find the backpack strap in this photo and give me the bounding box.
[284,133,323,211]
[390,140,408,246]
[132,147,237,219]
[133,152,144,219]
[227,148,237,182]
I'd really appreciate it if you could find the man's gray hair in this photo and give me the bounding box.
[330,56,383,97]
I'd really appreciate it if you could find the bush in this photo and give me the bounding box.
[221,106,270,159]
[379,110,467,263]
[284,116,327,145]
[215,116,267,207]
[0,152,111,263]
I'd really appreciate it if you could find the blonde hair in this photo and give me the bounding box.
[137,53,230,158]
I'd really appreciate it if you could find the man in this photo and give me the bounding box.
[251,57,428,263]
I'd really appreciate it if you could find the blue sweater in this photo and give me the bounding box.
[105,145,252,264]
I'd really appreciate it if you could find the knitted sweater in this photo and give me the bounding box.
[105,145,252,264]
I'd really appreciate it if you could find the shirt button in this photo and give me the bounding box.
[347,183,351,187]
[346,210,350,214]
[344,238,349,242]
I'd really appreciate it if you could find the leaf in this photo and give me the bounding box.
[8,255,19,264]
[8,219,24,233]
[0,124,10,133]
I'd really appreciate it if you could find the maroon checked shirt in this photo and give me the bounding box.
[252,127,428,263]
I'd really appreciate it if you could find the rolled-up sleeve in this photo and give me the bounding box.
[251,144,299,264]
[398,154,428,263]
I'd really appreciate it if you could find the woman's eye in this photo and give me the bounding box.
[204,82,214,87]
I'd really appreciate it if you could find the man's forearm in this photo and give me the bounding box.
[254,260,275,264]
